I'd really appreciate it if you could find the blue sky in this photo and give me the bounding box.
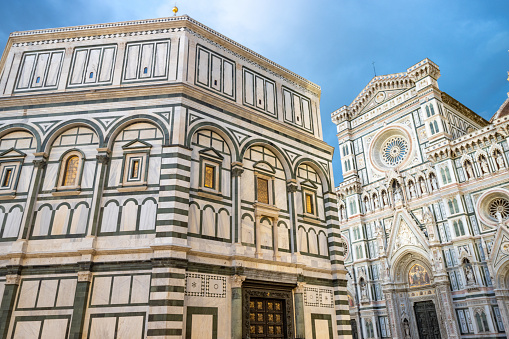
[1,0,508,185]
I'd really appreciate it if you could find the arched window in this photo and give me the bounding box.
[453,220,465,237]
[475,311,490,332]
[434,120,439,133]
[62,155,80,186]
[458,220,465,236]
[453,198,459,213]
[448,200,454,214]
[445,167,451,182]
[430,104,435,115]
[426,105,431,117]
[441,168,447,183]
[430,122,435,134]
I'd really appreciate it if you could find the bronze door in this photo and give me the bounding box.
[414,301,441,339]
[249,298,285,338]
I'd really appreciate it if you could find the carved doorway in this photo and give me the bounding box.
[242,281,294,339]
[249,298,285,338]
[414,301,441,339]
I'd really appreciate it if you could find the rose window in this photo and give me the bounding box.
[381,137,409,167]
[489,198,509,220]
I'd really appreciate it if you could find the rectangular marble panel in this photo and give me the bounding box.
[117,316,144,339]
[244,71,254,105]
[56,279,77,307]
[12,320,41,339]
[31,53,49,88]
[36,279,58,308]
[139,43,154,78]
[0,281,4,305]
[130,275,150,304]
[46,52,63,87]
[154,42,169,77]
[293,95,302,126]
[197,49,209,85]
[283,90,293,121]
[18,280,39,309]
[125,45,140,80]
[211,55,221,91]
[18,54,36,89]
[255,76,264,109]
[91,276,112,305]
[84,48,101,83]
[314,319,330,338]
[223,61,234,96]
[191,314,213,339]
[266,82,275,114]
[302,99,311,130]
[89,317,116,339]
[40,318,68,339]
[99,47,116,82]
[111,275,131,304]
[71,50,88,85]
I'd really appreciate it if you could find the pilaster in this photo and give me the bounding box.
[0,272,20,339]
[294,282,306,339]
[20,154,47,239]
[231,275,246,339]
[69,267,92,339]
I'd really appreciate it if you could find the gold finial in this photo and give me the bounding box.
[172,3,178,16]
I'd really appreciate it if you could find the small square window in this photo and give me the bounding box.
[257,177,269,204]
[204,164,216,189]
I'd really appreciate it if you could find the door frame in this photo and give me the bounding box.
[413,299,442,339]
[242,280,295,339]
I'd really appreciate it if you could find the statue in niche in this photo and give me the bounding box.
[465,265,475,285]
[480,157,490,174]
[403,319,411,339]
[359,279,369,301]
[364,198,370,213]
[495,151,505,170]
[394,187,402,203]
[430,175,438,191]
[465,161,474,179]
[409,182,416,198]
[340,207,346,220]
[382,191,388,207]
[374,196,379,209]
[419,178,427,195]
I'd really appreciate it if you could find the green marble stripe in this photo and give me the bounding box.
[155,231,187,238]
[147,328,182,336]
[149,299,184,306]
[148,313,184,322]
[151,272,186,279]
[150,285,185,293]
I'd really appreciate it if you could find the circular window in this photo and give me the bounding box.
[489,198,509,220]
[476,188,509,227]
[382,136,409,167]
[368,125,413,172]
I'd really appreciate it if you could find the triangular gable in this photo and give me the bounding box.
[490,226,509,269]
[300,179,318,190]
[253,160,275,174]
[357,88,407,116]
[387,210,429,258]
[199,147,224,160]
[122,139,152,150]
[0,148,26,158]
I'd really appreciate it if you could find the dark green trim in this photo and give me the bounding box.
[311,313,333,339]
[0,284,18,339]
[185,306,218,339]
[69,280,90,339]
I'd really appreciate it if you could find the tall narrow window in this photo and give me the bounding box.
[426,106,431,117]
[430,122,435,134]
[257,177,269,204]
[445,167,451,182]
[305,193,314,214]
[430,104,436,115]
[62,155,79,186]
[458,220,465,236]
[434,120,439,133]
[204,164,215,189]
[1,168,12,187]
[130,159,140,179]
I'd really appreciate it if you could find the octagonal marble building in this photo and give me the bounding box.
[333,58,509,339]
[0,16,350,339]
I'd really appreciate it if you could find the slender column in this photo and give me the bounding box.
[383,287,402,339]
[69,267,92,339]
[20,155,47,239]
[286,180,298,256]
[273,216,280,260]
[294,282,306,339]
[231,275,246,339]
[255,214,262,258]
[88,151,110,236]
[231,162,244,244]
[0,273,21,339]
[494,293,509,332]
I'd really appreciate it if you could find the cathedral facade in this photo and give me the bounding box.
[0,16,350,339]
[332,58,509,338]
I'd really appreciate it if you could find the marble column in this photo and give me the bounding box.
[0,274,20,339]
[231,162,244,244]
[273,216,280,261]
[19,155,47,239]
[435,278,460,339]
[88,151,110,236]
[286,180,299,256]
[494,291,509,333]
[383,287,402,339]
[69,269,92,339]
[294,282,306,339]
[231,275,246,339]
[255,214,262,258]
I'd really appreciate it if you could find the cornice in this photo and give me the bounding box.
[441,91,489,127]
[0,82,333,153]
